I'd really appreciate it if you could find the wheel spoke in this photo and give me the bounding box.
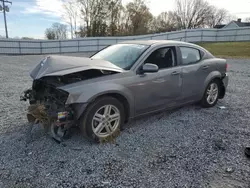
[210,96,214,102]
[207,85,212,94]
[105,123,112,134]
[211,83,216,90]
[94,123,105,134]
[212,88,218,95]
[93,113,103,122]
[109,113,120,122]
[104,105,112,116]
[207,95,211,102]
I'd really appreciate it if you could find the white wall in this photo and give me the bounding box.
[0,27,249,55]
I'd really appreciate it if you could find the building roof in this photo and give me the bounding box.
[214,19,250,29]
[214,24,226,29]
[234,21,250,27]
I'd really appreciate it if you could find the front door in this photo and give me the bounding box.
[132,47,182,115]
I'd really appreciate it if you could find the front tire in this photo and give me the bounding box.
[201,79,220,108]
[80,97,125,142]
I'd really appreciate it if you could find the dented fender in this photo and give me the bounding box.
[59,83,135,119]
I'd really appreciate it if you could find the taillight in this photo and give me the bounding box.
[225,63,228,72]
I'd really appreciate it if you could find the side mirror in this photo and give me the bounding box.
[142,63,159,73]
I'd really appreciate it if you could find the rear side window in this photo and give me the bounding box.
[180,47,201,65]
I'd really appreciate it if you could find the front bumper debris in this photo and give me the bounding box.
[25,102,74,142]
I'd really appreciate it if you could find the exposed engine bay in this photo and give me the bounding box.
[21,68,118,141]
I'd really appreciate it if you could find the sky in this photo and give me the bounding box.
[0,0,250,39]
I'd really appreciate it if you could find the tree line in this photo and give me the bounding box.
[45,0,237,40]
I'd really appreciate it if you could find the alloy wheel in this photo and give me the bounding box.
[206,83,219,105]
[92,105,120,138]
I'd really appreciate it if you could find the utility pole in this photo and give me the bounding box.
[0,0,12,38]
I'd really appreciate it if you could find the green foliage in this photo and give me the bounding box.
[199,42,250,58]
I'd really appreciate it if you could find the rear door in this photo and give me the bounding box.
[178,46,213,101]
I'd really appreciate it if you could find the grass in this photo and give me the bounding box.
[197,42,250,58]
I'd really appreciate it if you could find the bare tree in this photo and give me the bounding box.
[74,0,232,37]
[78,0,93,36]
[45,28,56,40]
[78,0,110,37]
[174,0,213,29]
[53,23,68,39]
[107,0,123,36]
[151,11,177,33]
[76,25,87,37]
[45,23,68,40]
[245,17,250,22]
[224,14,237,25]
[63,0,79,39]
[125,0,153,35]
[206,6,228,27]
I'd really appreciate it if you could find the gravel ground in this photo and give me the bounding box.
[0,55,250,188]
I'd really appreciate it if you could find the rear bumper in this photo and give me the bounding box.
[222,73,229,88]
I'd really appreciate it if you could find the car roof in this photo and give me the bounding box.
[119,40,214,58]
[120,40,210,51]
[119,40,192,46]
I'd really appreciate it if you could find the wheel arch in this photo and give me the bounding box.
[202,73,225,100]
[72,92,132,123]
[91,93,131,123]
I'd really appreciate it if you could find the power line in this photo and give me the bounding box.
[0,0,12,38]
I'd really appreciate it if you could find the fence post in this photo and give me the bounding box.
[97,39,99,51]
[234,29,238,42]
[18,41,21,54]
[215,29,218,42]
[59,41,61,54]
[184,30,187,42]
[78,40,80,52]
[40,41,42,54]
[201,30,204,42]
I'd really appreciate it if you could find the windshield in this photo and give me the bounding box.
[91,44,149,70]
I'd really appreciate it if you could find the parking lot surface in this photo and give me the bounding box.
[0,55,250,188]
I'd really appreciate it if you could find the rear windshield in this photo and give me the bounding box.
[91,44,149,70]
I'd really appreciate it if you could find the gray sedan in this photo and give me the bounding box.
[21,40,229,142]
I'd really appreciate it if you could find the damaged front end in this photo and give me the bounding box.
[21,79,75,142]
[21,55,123,142]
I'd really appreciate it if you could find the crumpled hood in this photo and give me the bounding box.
[30,55,124,80]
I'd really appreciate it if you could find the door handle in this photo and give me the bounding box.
[171,71,180,75]
[153,78,165,83]
[202,65,209,70]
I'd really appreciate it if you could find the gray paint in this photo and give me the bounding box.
[30,55,123,80]
[30,40,229,119]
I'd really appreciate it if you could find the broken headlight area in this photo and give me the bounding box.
[21,79,75,141]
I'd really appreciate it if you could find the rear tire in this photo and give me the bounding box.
[80,97,125,143]
[201,79,220,108]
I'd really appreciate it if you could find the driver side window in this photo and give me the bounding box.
[144,47,176,69]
